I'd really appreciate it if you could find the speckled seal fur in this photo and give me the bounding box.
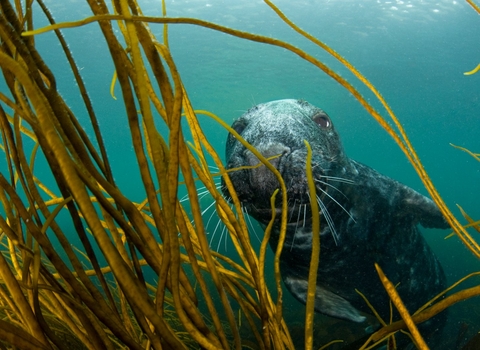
[222,99,449,346]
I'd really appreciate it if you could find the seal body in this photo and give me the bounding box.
[222,99,449,346]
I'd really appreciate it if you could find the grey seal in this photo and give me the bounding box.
[222,99,449,346]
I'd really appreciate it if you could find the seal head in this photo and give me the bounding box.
[222,99,449,345]
[225,99,349,225]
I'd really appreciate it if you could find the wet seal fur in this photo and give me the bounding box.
[222,99,449,346]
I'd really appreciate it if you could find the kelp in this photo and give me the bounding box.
[465,0,480,75]
[374,264,428,350]
[0,0,479,350]
[0,0,294,348]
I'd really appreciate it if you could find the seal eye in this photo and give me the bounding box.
[313,113,331,129]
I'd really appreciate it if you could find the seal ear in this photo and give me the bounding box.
[399,186,450,229]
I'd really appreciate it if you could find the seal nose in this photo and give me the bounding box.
[245,142,290,168]
[244,143,290,196]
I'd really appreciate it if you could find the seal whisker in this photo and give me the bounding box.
[189,200,212,229]
[316,194,339,245]
[288,200,297,223]
[208,165,220,171]
[302,203,307,228]
[210,210,227,250]
[179,193,190,203]
[320,175,355,184]
[308,191,339,244]
[317,186,356,224]
[201,198,217,217]
[216,224,229,252]
[181,181,224,228]
[199,189,213,201]
[181,179,223,204]
[290,203,304,251]
[315,179,348,198]
[182,186,207,203]
[205,200,220,228]
[180,186,210,203]
[208,218,221,247]
[243,206,261,243]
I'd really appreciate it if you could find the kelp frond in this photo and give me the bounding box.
[0,0,294,348]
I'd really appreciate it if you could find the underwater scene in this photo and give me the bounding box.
[0,0,479,349]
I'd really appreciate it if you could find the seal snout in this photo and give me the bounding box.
[242,143,326,213]
[245,142,291,171]
[244,142,291,197]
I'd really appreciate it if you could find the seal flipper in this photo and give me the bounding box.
[284,276,366,323]
[399,185,450,229]
[351,160,450,230]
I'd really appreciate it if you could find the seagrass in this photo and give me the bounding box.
[0,0,478,349]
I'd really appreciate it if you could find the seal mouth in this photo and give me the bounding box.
[244,205,316,228]
[243,181,326,227]
[286,204,314,225]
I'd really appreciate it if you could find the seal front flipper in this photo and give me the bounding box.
[350,160,450,230]
[398,184,450,229]
[283,276,366,323]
